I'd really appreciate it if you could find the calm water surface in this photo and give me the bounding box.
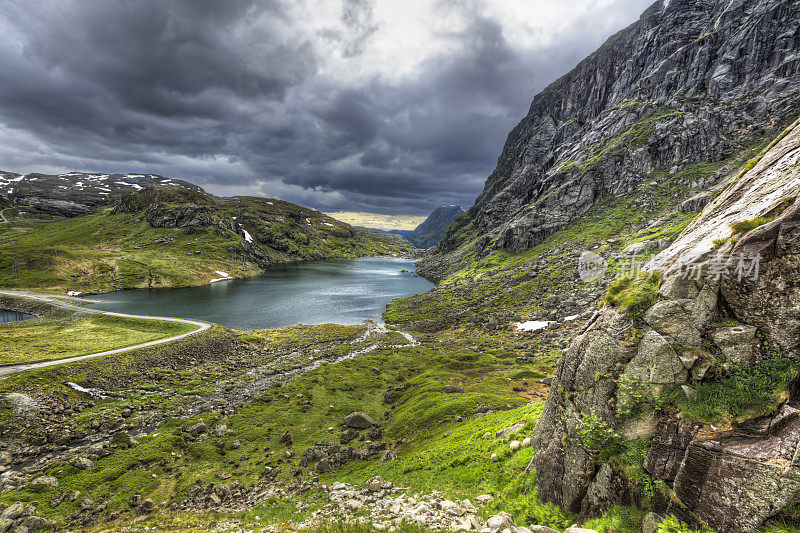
[86,257,432,330]
[0,310,36,324]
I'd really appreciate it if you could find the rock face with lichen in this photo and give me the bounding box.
[421,0,800,280]
[530,115,800,532]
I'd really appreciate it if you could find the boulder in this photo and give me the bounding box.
[620,330,686,386]
[641,512,664,533]
[184,421,207,436]
[658,275,700,301]
[344,411,377,429]
[644,301,702,347]
[564,528,600,533]
[1,503,24,520]
[24,517,56,531]
[278,430,293,446]
[496,420,527,439]
[30,475,58,490]
[687,281,718,329]
[486,512,515,532]
[709,325,758,364]
[74,457,93,470]
[444,385,464,393]
[340,428,359,444]
[530,527,559,533]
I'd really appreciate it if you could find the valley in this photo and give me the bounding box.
[1,0,800,532]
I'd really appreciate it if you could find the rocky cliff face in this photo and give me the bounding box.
[531,118,800,532]
[430,0,800,272]
[406,206,465,249]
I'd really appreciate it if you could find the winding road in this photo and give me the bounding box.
[0,290,211,377]
[0,207,10,223]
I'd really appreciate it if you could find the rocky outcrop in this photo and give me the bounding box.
[427,0,800,270]
[643,417,702,481]
[720,199,800,356]
[658,407,800,531]
[531,309,635,512]
[530,116,800,531]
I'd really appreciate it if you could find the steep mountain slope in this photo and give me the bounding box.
[403,205,465,249]
[0,180,411,293]
[425,0,800,278]
[533,115,800,533]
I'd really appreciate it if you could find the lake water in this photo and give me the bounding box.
[0,310,36,324]
[86,257,432,330]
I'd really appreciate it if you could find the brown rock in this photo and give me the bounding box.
[644,416,702,481]
[721,198,800,356]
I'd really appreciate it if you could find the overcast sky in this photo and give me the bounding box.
[0,0,654,216]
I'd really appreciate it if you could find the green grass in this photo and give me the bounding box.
[0,323,562,530]
[659,348,797,423]
[0,191,411,294]
[583,505,647,532]
[603,273,662,320]
[0,311,195,364]
[730,216,771,235]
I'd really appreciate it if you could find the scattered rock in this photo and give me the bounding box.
[278,431,293,446]
[74,457,93,470]
[496,421,526,439]
[30,475,58,490]
[344,411,377,429]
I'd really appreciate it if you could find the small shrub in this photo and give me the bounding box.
[730,217,770,235]
[711,237,729,249]
[575,409,625,462]
[604,273,662,320]
[616,376,663,418]
[658,516,714,533]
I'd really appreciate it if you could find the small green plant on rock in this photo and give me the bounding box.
[730,216,771,235]
[604,272,662,320]
[575,409,625,462]
[616,375,664,419]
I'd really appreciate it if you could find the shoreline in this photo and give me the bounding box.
[0,253,426,298]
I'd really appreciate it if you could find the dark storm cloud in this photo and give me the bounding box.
[0,0,654,215]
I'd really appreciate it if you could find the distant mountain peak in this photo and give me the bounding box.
[404,205,465,249]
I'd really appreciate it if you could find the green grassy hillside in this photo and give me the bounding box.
[0,187,412,294]
[0,295,196,364]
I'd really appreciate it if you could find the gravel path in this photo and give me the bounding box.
[0,290,211,376]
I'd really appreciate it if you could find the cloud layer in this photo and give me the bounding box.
[0,0,654,215]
